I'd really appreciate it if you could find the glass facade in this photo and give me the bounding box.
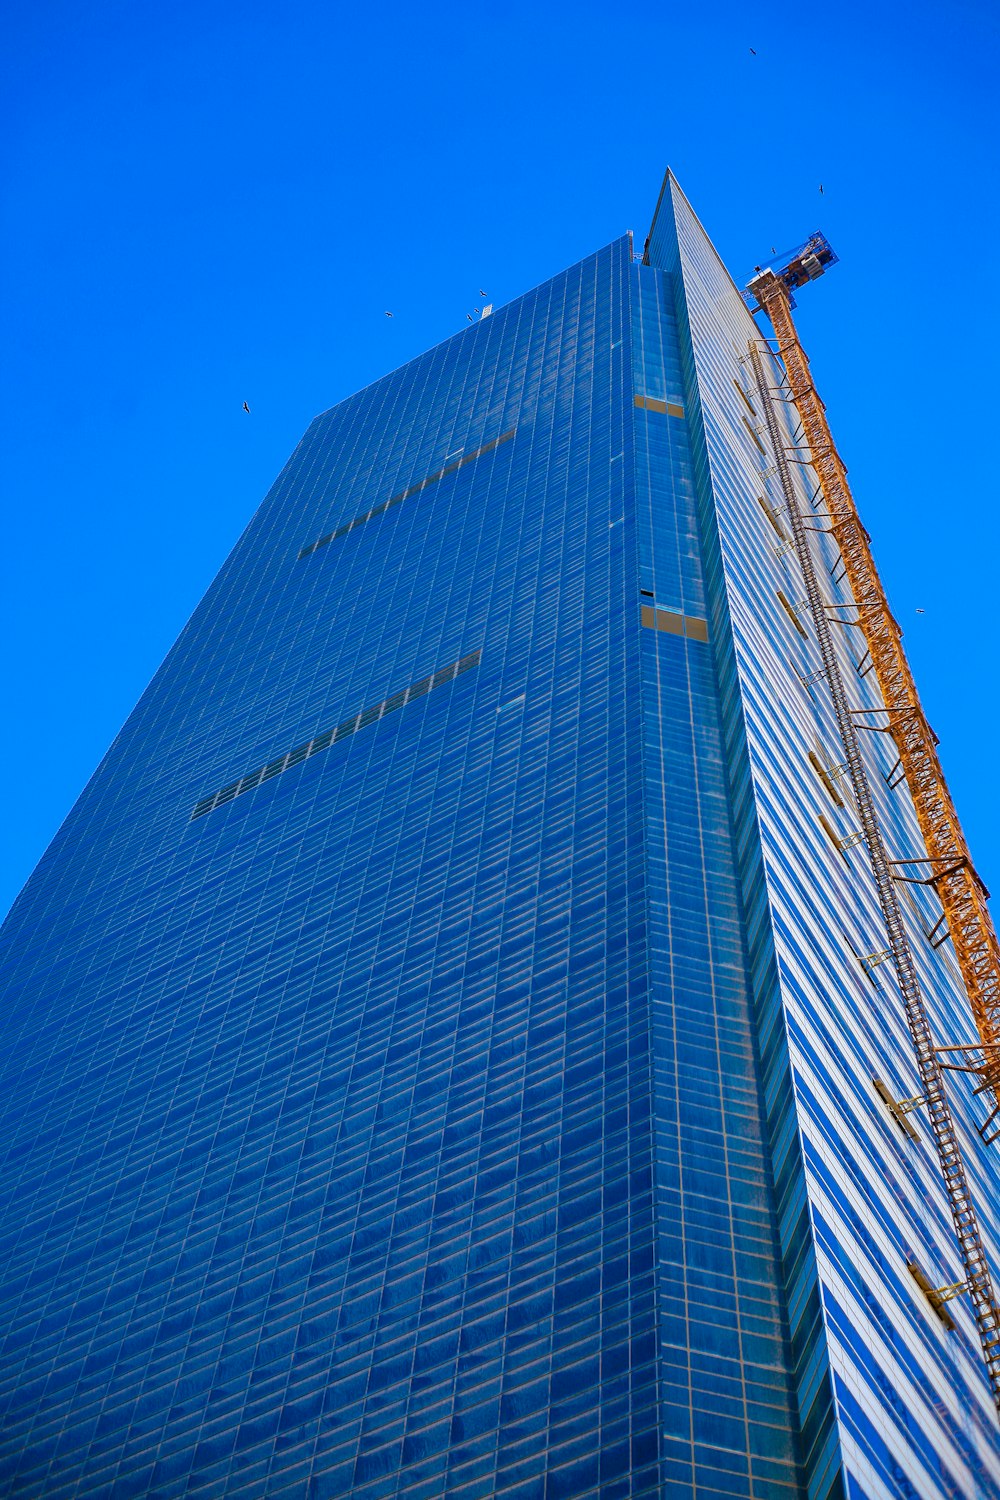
[0,173,997,1498]
[648,178,1000,1499]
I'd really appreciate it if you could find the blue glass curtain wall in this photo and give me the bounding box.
[0,240,668,1499]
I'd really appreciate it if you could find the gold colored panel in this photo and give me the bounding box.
[741,414,767,454]
[818,814,847,860]
[733,379,756,413]
[808,750,845,808]
[777,590,808,638]
[756,493,789,541]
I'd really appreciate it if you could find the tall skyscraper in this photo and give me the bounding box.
[1,172,998,1499]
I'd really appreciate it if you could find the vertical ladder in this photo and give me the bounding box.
[747,341,1000,1411]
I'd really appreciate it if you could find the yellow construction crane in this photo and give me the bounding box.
[747,240,1000,1142]
[745,242,1000,1408]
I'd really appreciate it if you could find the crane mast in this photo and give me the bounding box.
[745,242,1000,1409]
[747,244,1000,1141]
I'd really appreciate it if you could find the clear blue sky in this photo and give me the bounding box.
[2,0,998,919]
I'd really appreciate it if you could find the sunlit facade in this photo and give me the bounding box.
[0,173,997,1498]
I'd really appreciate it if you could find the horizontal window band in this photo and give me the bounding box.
[299,430,516,558]
[633,394,685,419]
[190,650,481,821]
[640,604,708,643]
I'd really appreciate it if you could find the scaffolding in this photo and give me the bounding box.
[744,249,1000,1410]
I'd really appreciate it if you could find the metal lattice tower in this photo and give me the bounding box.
[748,246,1000,1148]
[743,316,1000,1410]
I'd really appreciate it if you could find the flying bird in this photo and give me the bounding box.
[384,310,393,318]
[749,47,756,55]
[916,608,925,614]
[467,314,475,322]
[242,402,250,414]
[479,289,487,297]
[819,183,824,194]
